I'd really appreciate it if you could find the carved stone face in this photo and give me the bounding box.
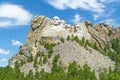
[60,20,66,26]
[75,24,81,32]
[52,16,60,25]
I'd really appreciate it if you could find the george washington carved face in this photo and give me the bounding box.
[52,16,60,25]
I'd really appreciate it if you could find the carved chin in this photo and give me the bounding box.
[53,21,59,25]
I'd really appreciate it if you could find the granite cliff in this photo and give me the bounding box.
[9,16,120,78]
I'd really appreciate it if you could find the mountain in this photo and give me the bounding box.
[6,16,120,79]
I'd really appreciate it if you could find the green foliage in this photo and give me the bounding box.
[68,36,120,80]
[43,42,55,50]
[26,70,34,80]
[48,48,53,54]
[57,41,60,45]
[41,51,45,57]
[51,54,60,73]
[20,60,25,66]
[60,37,65,43]
[36,51,41,57]
[67,62,97,80]
[40,41,54,59]
[33,56,38,68]
[15,61,20,68]
[19,45,22,49]
[71,36,120,78]
[27,54,33,62]
[93,42,98,50]
[1,37,120,80]
[36,51,45,57]
[112,38,120,54]
[108,30,112,36]
[43,55,47,64]
[73,36,80,43]
[99,68,108,80]
[34,50,50,67]
[53,54,60,63]
[66,35,70,41]
[82,64,97,80]
[72,36,88,49]
[0,66,25,80]
[1,61,120,80]
[67,61,78,77]
[38,69,49,80]
[99,68,120,80]
[48,52,52,58]
[81,37,85,45]
[98,38,120,67]
[39,57,43,65]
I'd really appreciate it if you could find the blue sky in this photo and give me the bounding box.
[0,0,120,67]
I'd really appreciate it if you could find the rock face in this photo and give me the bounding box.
[25,16,117,49]
[88,23,116,48]
[117,26,120,37]
[26,16,94,45]
[9,15,119,77]
[53,41,115,76]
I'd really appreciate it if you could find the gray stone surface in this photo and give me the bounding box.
[53,41,115,77]
[9,16,119,78]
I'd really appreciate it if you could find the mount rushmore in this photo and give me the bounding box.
[9,15,120,78]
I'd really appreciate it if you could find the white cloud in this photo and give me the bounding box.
[99,19,119,27]
[94,8,116,20]
[104,19,117,27]
[72,14,81,24]
[0,48,10,55]
[46,0,119,20]
[12,39,23,46]
[47,0,105,13]
[93,14,101,20]
[0,3,33,28]
[0,58,7,62]
[100,0,118,3]
[105,19,115,24]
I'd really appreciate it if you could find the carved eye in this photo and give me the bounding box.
[55,19,58,20]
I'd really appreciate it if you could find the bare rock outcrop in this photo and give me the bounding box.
[88,23,116,48]
[9,15,119,78]
[53,41,115,76]
[117,26,120,37]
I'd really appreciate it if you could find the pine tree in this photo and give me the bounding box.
[60,37,65,43]
[28,54,33,62]
[66,35,70,41]
[43,55,47,64]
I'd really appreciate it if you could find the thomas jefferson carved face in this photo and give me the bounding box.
[60,20,66,26]
[52,16,60,25]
